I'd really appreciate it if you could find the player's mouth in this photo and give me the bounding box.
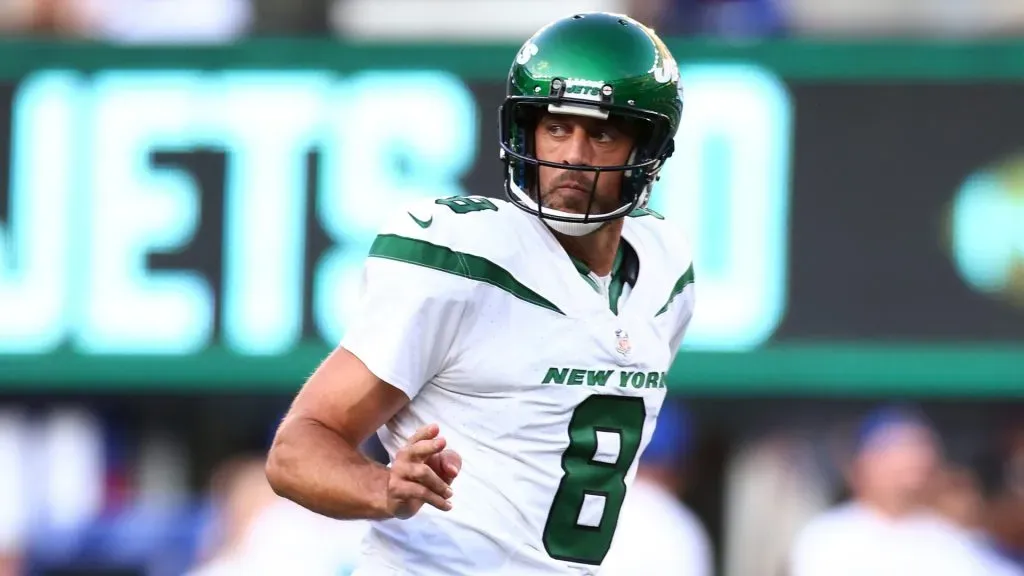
[553,177,595,197]
[555,184,589,196]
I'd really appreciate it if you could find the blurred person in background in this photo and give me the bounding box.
[0,0,40,34]
[0,408,109,576]
[630,0,788,37]
[0,0,327,40]
[188,456,277,575]
[721,430,830,576]
[53,0,252,43]
[601,401,713,576]
[927,463,1022,575]
[0,0,88,36]
[790,404,1022,576]
[987,425,1024,571]
[188,454,368,576]
[929,464,992,539]
[0,411,28,576]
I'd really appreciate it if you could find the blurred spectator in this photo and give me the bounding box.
[721,431,829,576]
[790,404,1022,576]
[987,426,1024,571]
[63,0,253,43]
[783,0,1024,37]
[0,0,88,35]
[0,0,36,33]
[330,0,629,41]
[928,463,1023,575]
[0,408,107,572]
[930,464,989,532]
[601,401,713,576]
[631,0,788,37]
[187,456,277,574]
[186,455,368,576]
[0,411,29,576]
[0,0,335,39]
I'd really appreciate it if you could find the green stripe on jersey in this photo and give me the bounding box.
[369,234,564,315]
[655,264,695,317]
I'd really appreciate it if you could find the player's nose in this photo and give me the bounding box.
[560,126,593,167]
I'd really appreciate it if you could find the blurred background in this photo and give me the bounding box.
[1,0,1023,575]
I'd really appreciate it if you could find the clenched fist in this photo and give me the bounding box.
[387,423,462,519]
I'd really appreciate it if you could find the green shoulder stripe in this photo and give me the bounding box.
[369,234,564,315]
[628,206,665,219]
[655,264,695,317]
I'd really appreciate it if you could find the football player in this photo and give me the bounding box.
[267,11,696,575]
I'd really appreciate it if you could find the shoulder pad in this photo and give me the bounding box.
[375,195,521,260]
[625,207,694,276]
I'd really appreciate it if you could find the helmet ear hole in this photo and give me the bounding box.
[615,114,670,209]
[510,103,543,198]
[620,148,639,206]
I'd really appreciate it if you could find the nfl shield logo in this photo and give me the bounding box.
[615,329,631,357]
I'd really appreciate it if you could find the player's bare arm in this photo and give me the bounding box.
[265,346,459,520]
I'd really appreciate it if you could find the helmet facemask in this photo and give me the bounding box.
[499,86,676,237]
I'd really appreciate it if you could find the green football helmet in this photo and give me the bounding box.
[499,12,683,236]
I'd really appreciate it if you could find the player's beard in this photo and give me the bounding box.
[538,170,616,216]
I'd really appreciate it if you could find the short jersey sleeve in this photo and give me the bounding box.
[667,266,695,361]
[652,221,696,363]
[339,198,475,399]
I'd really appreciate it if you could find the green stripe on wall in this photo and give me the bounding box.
[666,343,1024,397]
[6,39,1024,81]
[0,343,1021,395]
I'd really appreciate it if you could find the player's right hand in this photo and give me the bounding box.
[386,423,454,519]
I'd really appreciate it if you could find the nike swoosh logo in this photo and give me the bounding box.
[408,212,433,229]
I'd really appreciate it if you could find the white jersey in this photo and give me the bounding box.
[341,195,696,576]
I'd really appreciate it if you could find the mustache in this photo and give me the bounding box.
[549,172,596,191]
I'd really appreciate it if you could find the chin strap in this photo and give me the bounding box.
[543,218,607,237]
[507,171,636,236]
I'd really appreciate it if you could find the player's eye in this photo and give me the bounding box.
[545,122,569,138]
[591,127,620,144]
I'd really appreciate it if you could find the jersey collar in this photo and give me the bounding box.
[568,241,638,314]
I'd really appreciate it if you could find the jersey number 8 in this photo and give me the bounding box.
[542,395,646,565]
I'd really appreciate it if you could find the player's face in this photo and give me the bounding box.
[533,113,635,216]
